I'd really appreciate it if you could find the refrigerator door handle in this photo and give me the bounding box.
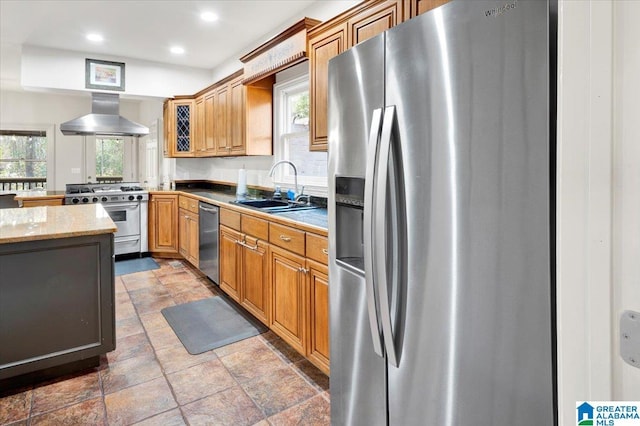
[375,105,400,367]
[364,107,385,358]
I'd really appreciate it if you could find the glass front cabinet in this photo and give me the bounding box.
[166,99,195,157]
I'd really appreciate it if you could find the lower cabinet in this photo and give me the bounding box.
[178,207,199,267]
[240,236,270,325]
[220,225,242,301]
[307,259,329,374]
[219,224,271,326]
[270,245,307,355]
[149,194,179,254]
[217,207,331,374]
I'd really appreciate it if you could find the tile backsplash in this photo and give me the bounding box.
[174,156,275,188]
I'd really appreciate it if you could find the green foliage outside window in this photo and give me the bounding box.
[96,137,123,178]
[0,134,47,178]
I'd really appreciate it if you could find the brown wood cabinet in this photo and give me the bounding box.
[163,100,171,157]
[167,99,195,157]
[219,209,271,325]
[148,194,179,254]
[163,71,272,158]
[407,0,449,18]
[220,225,242,301]
[178,196,199,267]
[308,0,449,152]
[193,96,206,155]
[307,259,329,374]
[270,244,307,355]
[308,22,346,152]
[214,73,273,157]
[202,92,216,155]
[347,0,404,46]
[178,208,199,267]
[240,236,271,325]
[217,207,329,371]
[229,76,246,155]
[214,83,231,156]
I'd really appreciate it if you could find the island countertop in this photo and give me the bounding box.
[0,204,117,244]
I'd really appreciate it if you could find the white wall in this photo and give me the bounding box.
[175,156,275,189]
[210,0,359,82]
[557,0,640,424]
[0,90,162,190]
[22,45,212,99]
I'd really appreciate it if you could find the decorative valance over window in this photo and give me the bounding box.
[239,17,321,85]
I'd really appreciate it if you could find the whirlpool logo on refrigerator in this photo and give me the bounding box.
[577,401,640,426]
[484,0,518,17]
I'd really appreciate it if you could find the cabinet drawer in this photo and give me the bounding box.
[242,214,269,240]
[269,222,305,256]
[220,208,241,230]
[178,195,199,214]
[306,233,328,265]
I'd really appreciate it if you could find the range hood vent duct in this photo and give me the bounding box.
[60,92,149,136]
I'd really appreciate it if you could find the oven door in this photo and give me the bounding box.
[103,202,140,238]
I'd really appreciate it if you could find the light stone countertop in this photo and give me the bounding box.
[0,204,117,244]
[13,190,66,200]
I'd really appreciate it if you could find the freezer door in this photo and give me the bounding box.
[384,1,554,425]
[328,35,387,426]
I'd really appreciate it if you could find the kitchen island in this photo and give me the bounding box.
[0,204,117,385]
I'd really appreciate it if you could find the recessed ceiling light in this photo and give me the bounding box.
[86,33,104,42]
[170,46,185,55]
[200,11,218,22]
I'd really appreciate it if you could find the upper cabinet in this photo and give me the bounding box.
[407,0,450,18]
[307,0,449,151]
[308,23,347,152]
[347,0,404,46]
[163,72,273,158]
[165,98,195,157]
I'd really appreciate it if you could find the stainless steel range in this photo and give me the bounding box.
[65,182,148,256]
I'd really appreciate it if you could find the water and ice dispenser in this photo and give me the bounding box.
[335,176,365,273]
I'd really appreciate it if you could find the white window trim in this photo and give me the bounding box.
[273,74,327,197]
[85,135,137,183]
[0,123,55,189]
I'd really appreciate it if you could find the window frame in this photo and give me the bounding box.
[0,125,54,189]
[273,74,328,197]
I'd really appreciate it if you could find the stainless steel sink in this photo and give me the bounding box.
[231,198,317,213]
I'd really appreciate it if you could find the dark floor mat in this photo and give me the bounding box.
[161,295,267,355]
[115,257,159,276]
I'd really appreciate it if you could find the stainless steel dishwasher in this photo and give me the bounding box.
[198,201,219,284]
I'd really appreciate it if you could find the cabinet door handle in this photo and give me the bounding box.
[279,235,291,242]
[238,240,258,251]
[299,267,309,274]
[322,248,328,255]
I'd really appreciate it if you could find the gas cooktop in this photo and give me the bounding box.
[65,182,148,204]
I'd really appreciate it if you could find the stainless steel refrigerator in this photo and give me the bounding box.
[327,1,555,425]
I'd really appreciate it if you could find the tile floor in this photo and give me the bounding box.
[0,259,330,425]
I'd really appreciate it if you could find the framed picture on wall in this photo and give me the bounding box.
[85,58,125,91]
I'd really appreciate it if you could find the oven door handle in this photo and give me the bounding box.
[103,203,140,210]
[116,236,140,243]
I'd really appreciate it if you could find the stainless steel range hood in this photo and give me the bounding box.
[60,92,149,136]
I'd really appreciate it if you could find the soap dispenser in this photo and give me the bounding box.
[273,186,282,199]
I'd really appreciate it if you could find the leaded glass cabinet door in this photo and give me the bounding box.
[172,99,195,157]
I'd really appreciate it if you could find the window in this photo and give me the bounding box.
[96,137,124,182]
[0,130,47,190]
[273,74,327,196]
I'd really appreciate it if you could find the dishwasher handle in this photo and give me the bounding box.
[199,205,218,213]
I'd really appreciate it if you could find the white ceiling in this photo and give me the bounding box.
[0,0,351,92]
